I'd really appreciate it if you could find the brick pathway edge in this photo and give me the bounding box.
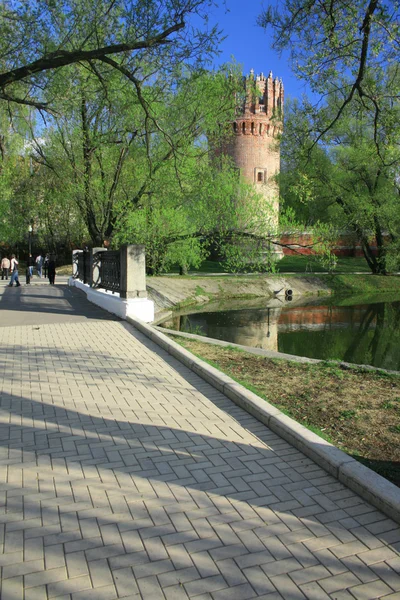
[127,316,400,525]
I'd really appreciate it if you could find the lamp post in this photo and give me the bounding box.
[27,225,33,284]
[28,225,32,255]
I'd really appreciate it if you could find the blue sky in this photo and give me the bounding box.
[205,0,311,101]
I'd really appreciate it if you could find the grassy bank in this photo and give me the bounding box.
[162,273,400,312]
[172,256,371,274]
[168,337,400,487]
[56,264,73,276]
[278,255,370,274]
[318,273,400,296]
[166,257,400,299]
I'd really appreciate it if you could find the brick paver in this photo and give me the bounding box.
[0,286,399,599]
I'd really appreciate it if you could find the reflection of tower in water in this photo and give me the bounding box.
[162,308,282,352]
[159,300,400,370]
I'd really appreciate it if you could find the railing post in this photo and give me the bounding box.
[83,249,90,284]
[72,250,82,278]
[120,245,147,299]
[91,247,107,288]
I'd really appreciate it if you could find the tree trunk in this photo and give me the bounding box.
[336,196,386,274]
[80,93,103,247]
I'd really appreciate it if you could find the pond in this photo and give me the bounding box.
[159,295,400,371]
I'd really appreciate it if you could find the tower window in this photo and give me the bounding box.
[251,122,254,134]
[255,168,267,183]
[242,122,246,134]
[259,124,262,135]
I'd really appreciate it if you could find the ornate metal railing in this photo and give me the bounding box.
[94,250,120,293]
[72,245,147,300]
[74,249,90,284]
[73,251,80,278]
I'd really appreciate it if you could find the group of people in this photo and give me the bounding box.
[26,253,52,280]
[1,253,56,286]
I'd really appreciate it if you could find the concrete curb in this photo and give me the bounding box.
[127,315,400,525]
[69,278,154,322]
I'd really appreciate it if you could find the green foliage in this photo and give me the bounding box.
[280,81,400,274]
[1,1,252,262]
[0,51,285,269]
[112,146,277,274]
[259,1,399,114]
[260,1,400,275]
[0,0,222,110]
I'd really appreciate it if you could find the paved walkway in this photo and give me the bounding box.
[0,284,399,600]
[0,278,110,327]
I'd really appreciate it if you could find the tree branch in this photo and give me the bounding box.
[0,92,50,112]
[0,19,185,89]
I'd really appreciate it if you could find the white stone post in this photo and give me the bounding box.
[120,245,147,299]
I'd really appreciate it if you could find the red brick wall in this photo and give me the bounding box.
[280,233,379,257]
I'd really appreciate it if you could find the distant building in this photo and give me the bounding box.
[222,69,284,231]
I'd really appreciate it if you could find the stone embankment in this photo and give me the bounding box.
[147,274,331,318]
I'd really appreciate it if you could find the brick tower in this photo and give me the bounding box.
[224,69,284,231]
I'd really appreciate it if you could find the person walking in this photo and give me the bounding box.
[35,254,43,278]
[1,255,10,280]
[43,254,49,278]
[48,254,56,285]
[8,255,21,287]
[27,254,34,278]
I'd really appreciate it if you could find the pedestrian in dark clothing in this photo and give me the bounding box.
[43,254,49,278]
[26,253,34,284]
[48,255,56,285]
[27,254,34,277]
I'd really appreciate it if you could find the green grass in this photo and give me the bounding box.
[172,343,336,445]
[319,273,400,295]
[277,255,370,274]
[56,264,73,275]
[162,257,400,299]
[166,260,227,274]
[168,256,372,276]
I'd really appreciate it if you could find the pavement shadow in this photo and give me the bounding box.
[2,390,399,521]
[0,284,118,323]
[1,390,400,598]
[1,328,400,597]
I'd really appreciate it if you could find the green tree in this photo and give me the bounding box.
[259,0,400,144]
[0,106,36,249]
[0,0,226,251]
[0,0,220,110]
[260,0,400,273]
[26,65,245,254]
[113,151,275,274]
[280,84,400,273]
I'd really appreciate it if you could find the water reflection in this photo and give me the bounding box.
[162,307,282,352]
[160,297,400,370]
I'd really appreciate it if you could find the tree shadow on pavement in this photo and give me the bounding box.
[0,285,118,324]
[0,391,400,598]
[1,326,400,598]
